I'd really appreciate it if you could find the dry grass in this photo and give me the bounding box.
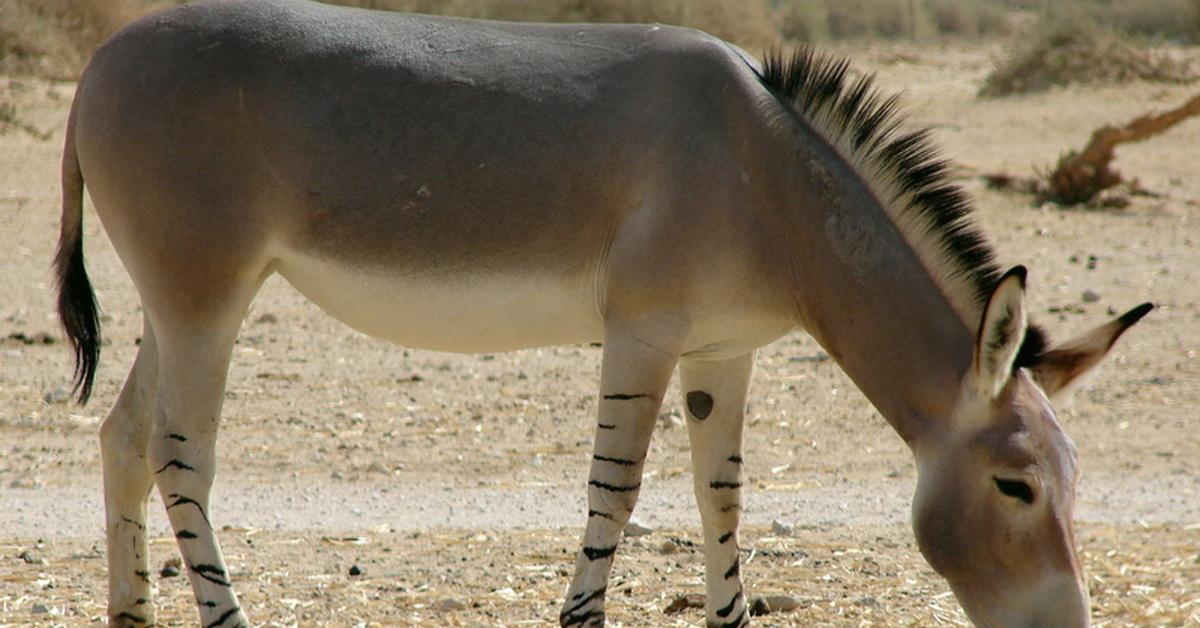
[2,523,1196,625]
[980,22,1199,97]
[0,0,176,80]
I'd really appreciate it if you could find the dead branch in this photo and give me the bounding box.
[1045,92,1200,205]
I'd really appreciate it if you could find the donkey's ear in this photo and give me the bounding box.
[971,266,1028,400]
[1031,303,1153,404]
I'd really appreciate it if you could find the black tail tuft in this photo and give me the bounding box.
[55,233,100,404]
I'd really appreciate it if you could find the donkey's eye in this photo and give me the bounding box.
[993,477,1035,504]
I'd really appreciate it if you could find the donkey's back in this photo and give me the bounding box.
[72,0,777,352]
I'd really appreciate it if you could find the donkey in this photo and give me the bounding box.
[57,1,1150,626]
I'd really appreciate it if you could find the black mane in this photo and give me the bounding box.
[757,48,1045,368]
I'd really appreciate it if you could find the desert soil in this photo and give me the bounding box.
[1,41,1198,626]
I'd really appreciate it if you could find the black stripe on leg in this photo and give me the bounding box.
[603,393,650,400]
[724,557,740,579]
[593,454,638,466]
[588,510,616,521]
[727,455,743,464]
[589,479,640,493]
[717,606,748,627]
[176,529,198,539]
[716,588,743,617]
[134,570,151,583]
[166,494,212,527]
[562,587,606,616]
[134,598,148,605]
[718,531,734,544]
[200,601,218,608]
[597,423,616,430]
[114,612,146,623]
[710,481,742,489]
[204,606,241,628]
[582,545,617,560]
[561,609,604,626]
[166,433,187,441]
[156,459,196,474]
[189,563,231,587]
[719,503,741,513]
[121,516,145,530]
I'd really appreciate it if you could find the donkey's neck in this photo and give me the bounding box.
[766,127,974,442]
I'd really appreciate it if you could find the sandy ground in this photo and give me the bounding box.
[1,41,1198,626]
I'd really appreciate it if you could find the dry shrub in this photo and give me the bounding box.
[1058,0,1200,43]
[980,22,1200,97]
[825,0,927,39]
[927,0,1013,37]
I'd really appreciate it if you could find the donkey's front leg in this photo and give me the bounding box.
[560,327,680,627]
[680,354,754,628]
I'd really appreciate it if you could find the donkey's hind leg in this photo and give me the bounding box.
[143,281,261,628]
[102,318,160,627]
[679,354,754,628]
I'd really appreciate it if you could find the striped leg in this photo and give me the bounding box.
[680,354,754,628]
[101,319,159,627]
[146,311,249,628]
[560,327,679,627]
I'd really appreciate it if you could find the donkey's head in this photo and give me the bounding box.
[911,266,1151,627]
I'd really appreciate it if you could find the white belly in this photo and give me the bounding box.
[275,251,604,352]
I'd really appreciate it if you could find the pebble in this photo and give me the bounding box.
[255,313,278,324]
[31,603,50,614]
[433,598,466,612]
[658,540,679,555]
[160,557,182,578]
[1082,289,1101,303]
[43,387,71,404]
[662,593,705,614]
[624,520,653,537]
[749,594,802,614]
[771,519,795,537]
[349,564,364,576]
[18,550,47,565]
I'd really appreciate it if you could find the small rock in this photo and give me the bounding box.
[433,597,466,612]
[662,593,705,614]
[748,594,801,615]
[43,387,71,404]
[624,520,653,538]
[160,557,182,578]
[18,550,47,565]
[856,595,881,608]
[254,313,278,324]
[1082,289,1101,303]
[658,540,679,555]
[367,461,389,474]
[31,603,50,614]
[349,564,364,576]
[771,519,795,537]
[764,595,802,612]
[658,410,684,429]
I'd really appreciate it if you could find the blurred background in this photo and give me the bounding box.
[3,0,1200,81]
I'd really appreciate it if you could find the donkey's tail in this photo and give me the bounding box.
[54,96,100,404]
